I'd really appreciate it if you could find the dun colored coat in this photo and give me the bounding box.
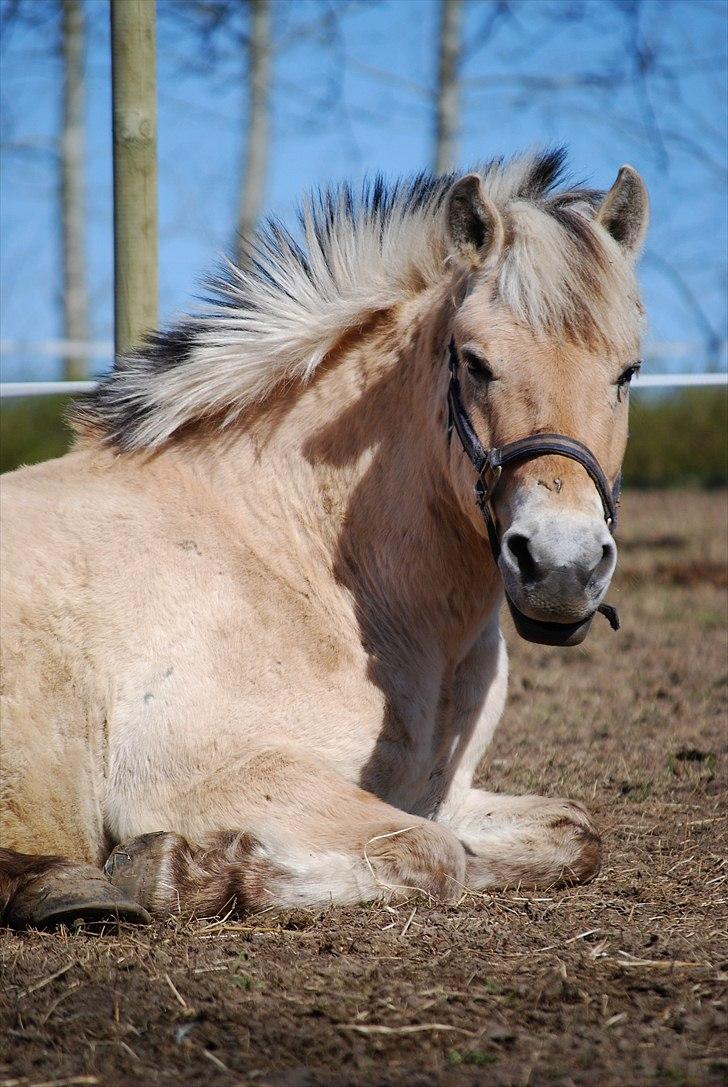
[0,150,648,928]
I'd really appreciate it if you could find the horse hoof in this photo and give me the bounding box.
[104,832,181,914]
[8,863,151,930]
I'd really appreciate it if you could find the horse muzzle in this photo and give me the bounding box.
[498,516,619,646]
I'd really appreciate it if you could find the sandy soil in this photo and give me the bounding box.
[1,489,726,1087]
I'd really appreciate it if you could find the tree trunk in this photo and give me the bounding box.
[60,0,88,380]
[110,0,158,357]
[434,0,461,175]
[235,0,270,267]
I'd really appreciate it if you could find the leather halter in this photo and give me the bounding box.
[446,338,621,646]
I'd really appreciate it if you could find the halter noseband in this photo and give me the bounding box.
[446,338,621,646]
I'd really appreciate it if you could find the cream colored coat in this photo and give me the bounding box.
[0,156,648,920]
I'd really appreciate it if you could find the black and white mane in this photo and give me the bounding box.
[76,149,639,451]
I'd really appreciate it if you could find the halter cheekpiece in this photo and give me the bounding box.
[446,337,621,646]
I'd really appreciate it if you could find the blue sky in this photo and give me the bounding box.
[1,0,726,381]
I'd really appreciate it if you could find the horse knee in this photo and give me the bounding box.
[364,821,466,903]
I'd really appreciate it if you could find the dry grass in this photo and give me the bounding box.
[1,489,726,1087]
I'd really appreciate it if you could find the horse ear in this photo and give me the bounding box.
[446,174,504,268]
[595,165,649,257]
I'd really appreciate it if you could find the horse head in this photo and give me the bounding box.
[443,164,649,643]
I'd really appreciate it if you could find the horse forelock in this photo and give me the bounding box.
[497,197,642,355]
[73,148,642,451]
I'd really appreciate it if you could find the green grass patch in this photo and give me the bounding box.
[624,388,727,488]
[0,396,75,475]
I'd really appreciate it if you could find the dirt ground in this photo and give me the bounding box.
[2,489,726,1087]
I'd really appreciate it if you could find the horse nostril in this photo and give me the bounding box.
[595,539,617,578]
[505,532,539,582]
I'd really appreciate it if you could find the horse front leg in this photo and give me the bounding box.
[435,625,601,889]
[103,747,467,918]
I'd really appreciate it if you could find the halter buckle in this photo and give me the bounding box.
[479,461,501,499]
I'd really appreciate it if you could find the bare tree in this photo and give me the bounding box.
[236,0,270,265]
[159,0,356,261]
[434,0,461,174]
[60,0,88,379]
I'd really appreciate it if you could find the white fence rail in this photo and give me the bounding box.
[1,381,99,398]
[1,340,726,398]
[2,375,727,399]
[2,374,727,399]
[0,339,113,358]
[633,373,728,388]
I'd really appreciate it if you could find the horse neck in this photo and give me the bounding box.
[199,281,500,660]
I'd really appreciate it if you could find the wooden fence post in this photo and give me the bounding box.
[434,0,461,175]
[61,0,89,381]
[110,0,158,356]
[236,0,271,267]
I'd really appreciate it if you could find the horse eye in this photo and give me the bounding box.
[464,350,495,383]
[617,361,641,388]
